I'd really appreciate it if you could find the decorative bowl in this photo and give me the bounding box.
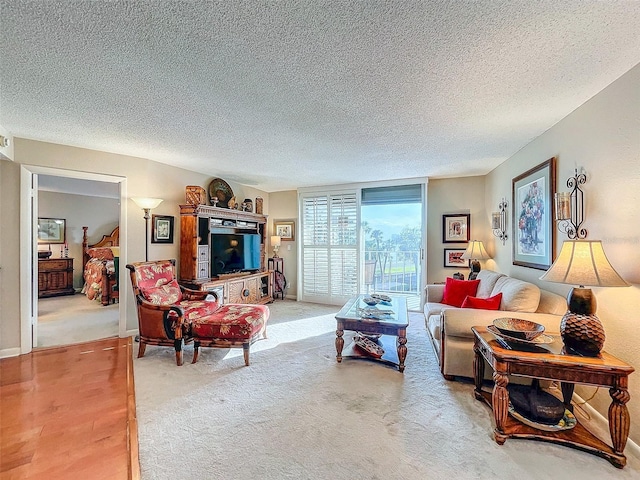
[493,318,545,341]
[38,250,52,259]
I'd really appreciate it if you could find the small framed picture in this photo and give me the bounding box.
[274,220,295,241]
[38,218,66,244]
[442,214,470,243]
[152,215,174,243]
[444,248,469,268]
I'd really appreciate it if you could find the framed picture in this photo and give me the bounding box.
[512,157,556,270]
[151,215,174,244]
[442,214,470,243]
[274,220,295,241]
[444,248,469,268]
[38,218,66,244]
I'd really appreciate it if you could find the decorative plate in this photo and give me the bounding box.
[508,404,577,432]
[208,178,234,208]
[354,336,385,358]
[487,325,554,345]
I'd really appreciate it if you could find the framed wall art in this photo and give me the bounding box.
[274,220,295,241]
[38,218,66,244]
[152,215,174,244]
[442,214,470,243]
[512,157,556,270]
[444,248,469,268]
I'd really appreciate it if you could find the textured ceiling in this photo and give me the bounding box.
[1,1,639,192]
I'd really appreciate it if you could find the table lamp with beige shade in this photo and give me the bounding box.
[461,240,491,280]
[539,240,629,356]
[270,235,281,258]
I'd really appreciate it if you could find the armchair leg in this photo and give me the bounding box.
[243,343,250,366]
[174,339,183,366]
[192,341,200,364]
[138,341,147,358]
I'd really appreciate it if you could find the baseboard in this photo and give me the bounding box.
[571,391,640,459]
[125,329,139,337]
[0,347,21,359]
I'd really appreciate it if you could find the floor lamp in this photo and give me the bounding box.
[132,197,163,261]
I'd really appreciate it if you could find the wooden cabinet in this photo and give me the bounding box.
[179,204,272,304]
[180,271,273,305]
[179,204,268,281]
[38,258,75,298]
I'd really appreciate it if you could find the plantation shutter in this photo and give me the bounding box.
[301,191,359,304]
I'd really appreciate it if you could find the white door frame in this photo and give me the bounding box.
[20,165,127,354]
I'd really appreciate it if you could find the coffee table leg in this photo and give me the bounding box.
[397,333,407,372]
[335,329,344,363]
[492,371,509,444]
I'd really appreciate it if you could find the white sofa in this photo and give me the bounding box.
[424,270,567,380]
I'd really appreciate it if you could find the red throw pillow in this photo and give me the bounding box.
[441,277,480,307]
[461,293,503,310]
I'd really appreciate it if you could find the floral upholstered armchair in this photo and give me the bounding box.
[126,259,221,366]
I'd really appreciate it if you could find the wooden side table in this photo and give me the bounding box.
[472,326,634,468]
[268,257,285,299]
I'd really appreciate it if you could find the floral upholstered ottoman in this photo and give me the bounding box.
[190,304,270,365]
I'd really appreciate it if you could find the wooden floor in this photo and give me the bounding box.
[0,337,139,479]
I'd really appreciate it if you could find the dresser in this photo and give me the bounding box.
[38,258,75,298]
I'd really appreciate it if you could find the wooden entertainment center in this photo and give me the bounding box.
[178,204,273,304]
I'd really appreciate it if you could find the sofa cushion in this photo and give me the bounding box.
[461,293,503,310]
[491,276,540,313]
[537,289,567,315]
[475,270,505,298]
[442,278,480,307]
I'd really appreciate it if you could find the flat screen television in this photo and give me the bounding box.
[210,233,261,275]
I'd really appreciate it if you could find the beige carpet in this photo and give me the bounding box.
[133,299,640,479]
[37,293,119,347]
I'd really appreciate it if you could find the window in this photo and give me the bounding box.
[301,192,358,304]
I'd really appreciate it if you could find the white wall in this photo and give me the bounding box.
[267,190,298,298]
[0,124,14,161]
[485,64,640,442]
[426,176,489,282]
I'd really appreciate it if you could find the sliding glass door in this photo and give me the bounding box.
[361,184,424,310]
[299,182,425,309]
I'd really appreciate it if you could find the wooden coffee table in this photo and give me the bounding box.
[472,326,634,468]
[335,295,408,372]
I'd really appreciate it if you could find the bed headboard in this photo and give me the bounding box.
[82,226,120,269]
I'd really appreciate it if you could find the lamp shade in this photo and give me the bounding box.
[461,240,491,260]
[539,240,629,287]
[132,197,163,209]
[271,235,281,247]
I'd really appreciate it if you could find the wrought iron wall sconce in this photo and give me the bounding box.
[491,198,508,245]
[555,168,587,239]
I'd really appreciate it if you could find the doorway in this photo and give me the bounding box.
[19,165,127,354]
[37,176,120,347]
